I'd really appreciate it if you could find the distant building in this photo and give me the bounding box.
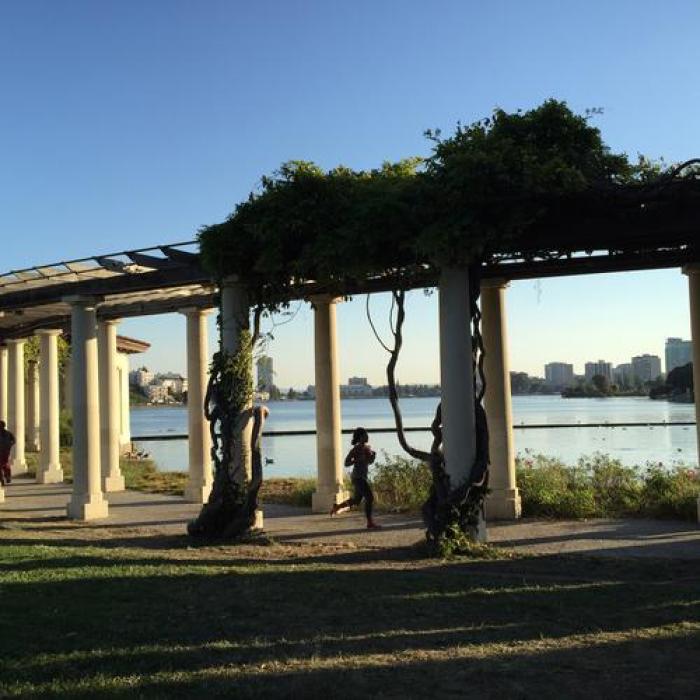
[257,356,274,392]
[157,372,187,395]
[145,384,169,403]
[584,360,612,382]
[665,337,692,373]
[613,363,633,385]
[341,376,373,398]
[544,362,574,388]
[129,367,153,388]
[631,354,662,383]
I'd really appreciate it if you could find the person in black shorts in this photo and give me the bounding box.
[330,427,381,529]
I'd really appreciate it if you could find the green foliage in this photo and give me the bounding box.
[199,100,656,306]
[517,453,700,521]
[59,410,72,448]
[371,452,432,511]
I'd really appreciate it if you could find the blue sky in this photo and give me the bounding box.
[1,1,698,385]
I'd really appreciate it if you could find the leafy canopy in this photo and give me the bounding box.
[199,100,655,304]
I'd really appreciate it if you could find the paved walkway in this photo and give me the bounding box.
[2,476,700,559]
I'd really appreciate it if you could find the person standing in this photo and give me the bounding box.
[0,420,16,485]
[330,426,381,529]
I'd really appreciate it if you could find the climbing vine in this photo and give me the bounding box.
[187,328,266,539]
[199,100,660,308]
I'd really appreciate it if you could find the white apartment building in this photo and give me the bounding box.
[584,360,612,382]
[631,354,662,383]
[665,337,692,373]
[544,362,574,387]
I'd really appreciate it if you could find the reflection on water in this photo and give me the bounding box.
[131,395,698,477]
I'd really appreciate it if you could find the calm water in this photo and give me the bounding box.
[131,395,698,477]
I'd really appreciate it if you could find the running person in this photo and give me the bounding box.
[330,427,381,529]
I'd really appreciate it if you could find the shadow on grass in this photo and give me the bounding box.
[1,551,699,697]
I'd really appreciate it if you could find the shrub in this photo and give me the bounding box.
[516,452,700,521]
[640,465,700,521]
[370,453,432,512]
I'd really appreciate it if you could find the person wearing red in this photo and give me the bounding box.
[330,426,381,529]
[0,420,16,486]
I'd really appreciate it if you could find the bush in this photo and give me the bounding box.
[640,465,700,521]
[59,410,72,447]
[516,452,700,521]
[370,453,432,512]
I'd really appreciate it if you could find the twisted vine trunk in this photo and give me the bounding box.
[187,294,268,539]
[383,263,490,550]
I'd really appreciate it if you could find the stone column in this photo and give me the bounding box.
[438,267,486,541]
[481,279,521,520]
[311,296,347,512]
[181,307,213,503]
[98,319,125,492]
[66,297,107,520]
[7,339,28,475]
[26,359,41,452]
[36,330,63,484]
[220,278,261,527]
[117,353,131,451]
[684,265,700,522]
[0,345,7,422]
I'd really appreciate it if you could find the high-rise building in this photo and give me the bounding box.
[544,362,574,387]
[584,360,612,382]
[665,337,692,373]
[613,363,633,385]
[631,354,662,383]
[256,355,274,392]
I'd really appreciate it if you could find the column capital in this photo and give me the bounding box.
[5,338,27,346]
[308,294,343,306]
[220,275,241,288]
[97,318,121,327]
[62,294,103,307]
[682,263,700,276]
[179,306,214,316]
[481,277,510,290]
[35,328,63,337]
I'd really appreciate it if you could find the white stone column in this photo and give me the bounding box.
[117,353,131,451]
[181,307,213,503]
[481,279,521,520]
[438,267,486,541]
[683,265,700,522]
[98,319,125,492]
[7,339,27,475]
[0,345,7,422]
[66,297,107,520]
[36,330,63,484]
[26,359,41,452]
[220,278,261,527]
[311,296,347,512]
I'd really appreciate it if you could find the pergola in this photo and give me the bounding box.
[1,179,699,525]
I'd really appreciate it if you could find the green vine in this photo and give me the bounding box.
[198,100,659,309]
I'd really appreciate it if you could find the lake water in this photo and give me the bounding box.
[131,396,698,477]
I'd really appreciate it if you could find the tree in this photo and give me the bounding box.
[591,374,610,394]
[667,363,693,393]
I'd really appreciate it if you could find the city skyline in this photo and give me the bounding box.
[5,3,697,388]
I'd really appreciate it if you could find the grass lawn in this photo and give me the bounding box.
[1,526,699,697]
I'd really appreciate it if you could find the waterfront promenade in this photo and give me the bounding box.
[3,476,699,559]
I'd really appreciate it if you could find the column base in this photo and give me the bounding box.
[183,481,212,504]
[27,441,41,453]
[252,508,264,530]
[12,460,28,476]
[311,486,349,514]
[484,488,522,521]
[67,495,109,521]
[474,511,488,543]
[103,474,125,492]
[37,465,64,484]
